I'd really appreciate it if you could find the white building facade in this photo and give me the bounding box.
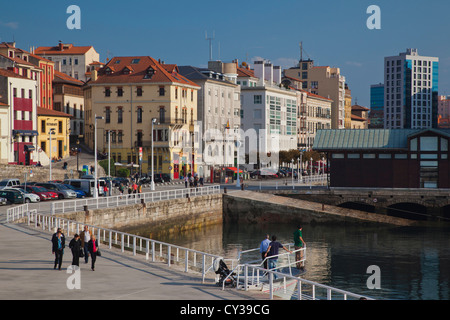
[384,48,439,129]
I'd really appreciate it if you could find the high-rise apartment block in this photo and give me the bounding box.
[384,48,439,129]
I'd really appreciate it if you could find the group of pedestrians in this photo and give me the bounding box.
[51,226,100,271]
[259,225,306,279]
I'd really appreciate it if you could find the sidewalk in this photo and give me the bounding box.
[0,222,257,300]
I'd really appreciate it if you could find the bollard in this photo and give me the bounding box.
[224,187,227,194]
[241,183,244,191]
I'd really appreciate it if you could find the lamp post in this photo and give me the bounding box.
[151,118,158,191]
[236,140,240,188]
[108,130,111,196]
[76,138,80,172]
[310,157,313,190]
[49,129,55,181]
[94,114,104,198]
[291,159,294,189]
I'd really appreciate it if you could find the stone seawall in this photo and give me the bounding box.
[58,194,223,238]
[222,191,417,227]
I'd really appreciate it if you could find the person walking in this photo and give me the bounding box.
[69,234,82,267]
[264,235,292,279]
[88,235,100,271]
[259,234,271,269]
[51,230,65,270]
[80,226,92,264]
[293,225,306,270]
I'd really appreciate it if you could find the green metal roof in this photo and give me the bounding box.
[312,129,450,151]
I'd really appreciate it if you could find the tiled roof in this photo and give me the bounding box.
[34,44,94,56]
[352,104,369,111]
[90,56,200,88]
[37,107,72,118]
[0,53,39,68]
[237,65,256,78]
[53,70,84,85]
[0,68,32,80]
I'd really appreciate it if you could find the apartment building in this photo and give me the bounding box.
[384,48,439,129]
[84,56,200,179]
[178,63,241,178]
[0,68,38,165]
[34,42,100,82]
[281,75,332,150]
[240,61,297,169]
[53,70,85,143]
[369,83,384,128]
[284,59,346,129]
[438,95,450,129]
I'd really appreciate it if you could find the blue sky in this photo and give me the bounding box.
[1,0,450,108]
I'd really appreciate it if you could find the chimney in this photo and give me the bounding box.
[254,60,265,83]
[92,69,98,81]
[273,66,281,85]
[59,42,64,51]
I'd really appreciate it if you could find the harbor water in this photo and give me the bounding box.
[126,221,450,300]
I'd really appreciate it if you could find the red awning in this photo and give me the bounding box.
[226,167,243,173]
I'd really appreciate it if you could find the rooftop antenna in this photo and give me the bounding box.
[205,31,215,61]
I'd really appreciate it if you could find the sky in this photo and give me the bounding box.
[1,0,450,108]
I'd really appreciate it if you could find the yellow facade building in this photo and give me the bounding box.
[37,107,72,162]
[84,56,201,179]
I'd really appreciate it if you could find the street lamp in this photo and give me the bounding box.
[49,129,55,181]
[94,114,104,198]
[76,138,80,172]
[151,118,159,191]
[310,157,313,190]
[291,159,294,188]
[236,140,241,188]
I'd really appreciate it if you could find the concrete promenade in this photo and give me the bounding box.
[0,222,258,300]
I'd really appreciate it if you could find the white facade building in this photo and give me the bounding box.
[384,48,439,129]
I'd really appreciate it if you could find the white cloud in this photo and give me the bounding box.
[0,21,19,29]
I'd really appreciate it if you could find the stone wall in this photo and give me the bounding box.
[58,194,223,238]
[0,164,76,183]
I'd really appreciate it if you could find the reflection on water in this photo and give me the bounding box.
[124,222,450,300]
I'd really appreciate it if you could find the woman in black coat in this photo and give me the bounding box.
[69,234,81,267]
[51,230,65,270]
[87,235,100,271]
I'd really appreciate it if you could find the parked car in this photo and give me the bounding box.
[35,183,77,199]
[0,189,24,204]
[7,187,40,203]
[20,185,56,201]
[63,179,104,197]
[62,184,86,198]
[0,197,7,205]
[0,179,21,189]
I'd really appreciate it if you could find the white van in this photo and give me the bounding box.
[0,179,21,189]
[64,179,105,197]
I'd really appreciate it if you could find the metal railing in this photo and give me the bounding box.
[50,185,221,214]
[223,245,373,300]
[8,208,223,283]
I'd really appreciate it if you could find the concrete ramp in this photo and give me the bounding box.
[223,191,417,227]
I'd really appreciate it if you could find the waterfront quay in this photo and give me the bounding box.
[0,222,259,300]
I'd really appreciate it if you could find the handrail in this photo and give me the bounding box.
[50,185,221,215]
[223,246,373,300]
[8,208,223,283]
